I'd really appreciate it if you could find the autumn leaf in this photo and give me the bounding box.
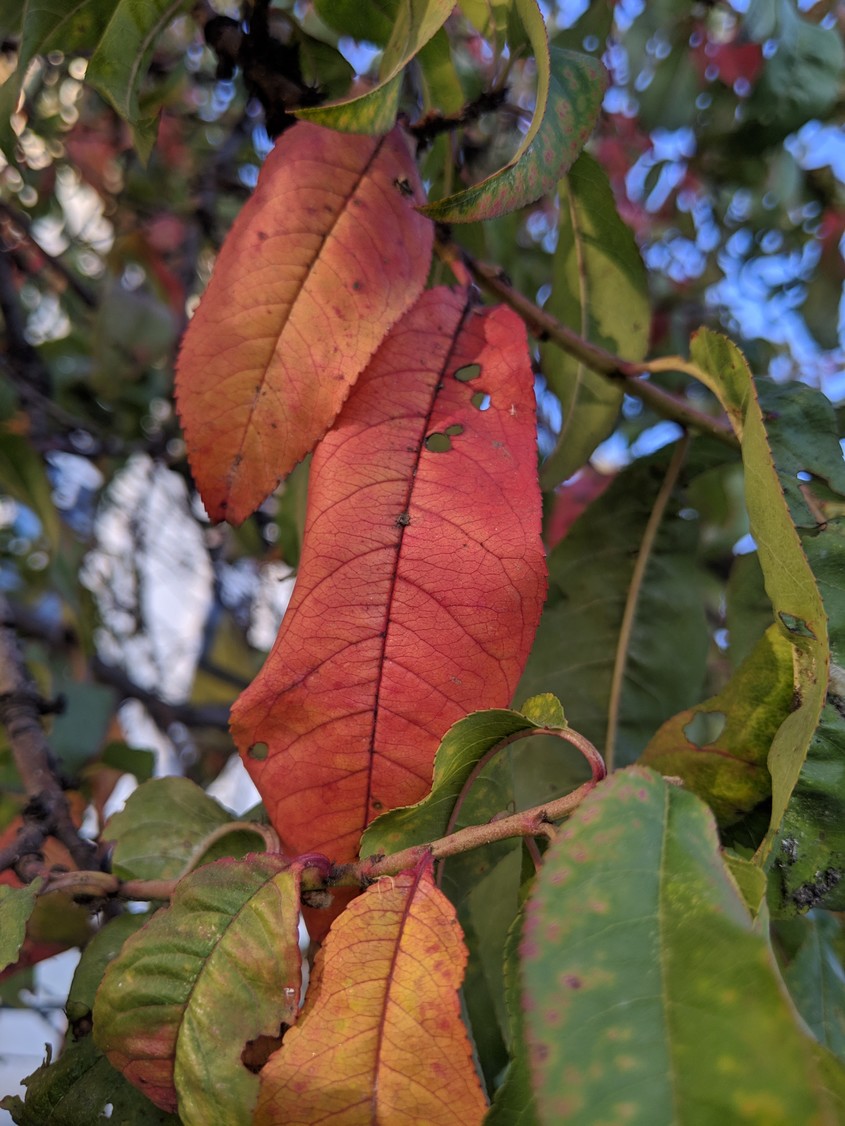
[175,121,433,524]
[93,855,302,1122]
[255,863,487,1125]
[231,288,546,861]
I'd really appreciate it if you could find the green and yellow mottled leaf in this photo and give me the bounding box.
[641,624,794,825]
[93,855,302,1123]
[689,331,829,871]
[522,768,833,1124]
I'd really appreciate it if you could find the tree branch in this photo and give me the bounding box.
[0,594,98,873]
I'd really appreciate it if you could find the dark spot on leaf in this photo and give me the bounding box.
[352,280,363,291]
[393,176,413,196]
[563,975,582,989]
[395,512,411,527]
[791,868,841,909]
[425,432,451,453]
[256,231,268,241]
[248,742,269,761]
[372,800,383,811]
[779,612,816,638]
[454,363,481,382]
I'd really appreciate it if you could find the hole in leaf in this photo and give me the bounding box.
[445,423,464,437]
[471,392,491,411]
[683,711,726,747]
[425,432,451,453]
[248,741,269,760]
[454,363,481,382]
[242,1027,288,1073]
[778,612,816,638]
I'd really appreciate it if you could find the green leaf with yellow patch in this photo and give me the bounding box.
[640,624,794,825]
[521,768,836,1124]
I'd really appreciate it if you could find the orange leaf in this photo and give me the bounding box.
[175,122,433,524]
[255,863,487,1125]
[231,289,546,860]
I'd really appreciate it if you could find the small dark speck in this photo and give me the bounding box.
[396,512,411,527]
[352,280,363,291]
[257,231,268,241]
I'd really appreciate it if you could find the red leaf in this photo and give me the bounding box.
[255,863,487,1125]
[231,289,546,860]
[175,122,433,524]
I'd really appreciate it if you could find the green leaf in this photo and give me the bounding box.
[777,911,845,1062]
[485,910,539,1126]
[313,0,395,43]
[86,0,194,161]
[93,855,302,1122]
[66,912,151,1023]
[640,624,794,825]
[100,741,155,781]
[746,0,845,134]
[360,701,568,859]
[296,0,454,133]
[724,851,768,918]
[421,0,607,223]
[726,551,774,669]
[749,381,845,911]
[418,27,465,116]
[519,446,713,769]
[0,880,43,974]
[1,1033,180,1126]
[689,331,828,869]
[103,776,233,881]
[539,152,649,489]
[519,693,565,728]
[0,431,61,550]
[458,0,512,45]
[521,768,832,1124]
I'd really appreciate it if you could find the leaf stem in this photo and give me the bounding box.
[446,245,738,450]
[436,723,606,887]
[604,433,690,771]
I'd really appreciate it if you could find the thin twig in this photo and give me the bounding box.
[604,433,690,771]
[0,594,98,872]
[450,246,739,450]
[0,201,98,308]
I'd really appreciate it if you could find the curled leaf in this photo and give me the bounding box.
[421,0,607,223]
